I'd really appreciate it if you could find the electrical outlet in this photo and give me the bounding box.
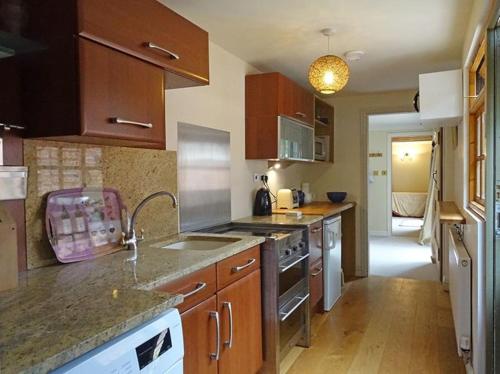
[381,170,387,176]
[253,173,260,182]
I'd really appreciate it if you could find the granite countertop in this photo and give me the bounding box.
[233,213,323,226]
[272,201,356,218]
[0,233,264,374]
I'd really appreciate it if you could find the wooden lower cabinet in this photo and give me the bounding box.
[310,258,323,311]
[163,248,263,374]
[181,295,218,374]
[217,270,263,374]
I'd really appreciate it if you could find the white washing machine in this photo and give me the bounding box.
[52,308,183,374]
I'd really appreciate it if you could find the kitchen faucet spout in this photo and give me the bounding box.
[122,191,178,262]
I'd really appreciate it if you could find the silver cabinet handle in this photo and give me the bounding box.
[209,311,220,360]
[231,258,256,273]
[280,293,309,322]
[0,123,25,131]
[223,301,233,348]
[145,42,180,60]
[311,267,323,277]
[311,227,323,234]
[279,253,310,273]
[181,282,207,299]
[295,112,306,118]
[110,117,153,129]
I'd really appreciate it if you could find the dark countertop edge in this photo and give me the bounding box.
[7,234,266,374]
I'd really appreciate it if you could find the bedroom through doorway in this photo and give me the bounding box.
[367,113,439,281]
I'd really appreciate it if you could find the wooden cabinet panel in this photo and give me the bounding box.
[278,75,314,126]
[217,270,263,374]
[246,72,314,160]
[181,295,218,374]
[310,258,323,311]
[309,221,323,264]
[155,265,216,313]
[78,0,209,86]
[79,39,166,148]
[216,245,260,289]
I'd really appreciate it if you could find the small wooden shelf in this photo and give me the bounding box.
[314,96,334,163]
[439,201,466,225]
[314,119,330,127]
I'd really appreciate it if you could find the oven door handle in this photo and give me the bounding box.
[279,253,310,273]
[279,293,310,322]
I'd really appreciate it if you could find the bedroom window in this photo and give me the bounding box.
[469,37,487,213]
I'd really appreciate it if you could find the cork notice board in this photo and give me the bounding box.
[24,140,178,269]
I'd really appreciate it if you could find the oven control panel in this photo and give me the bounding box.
[278,229,308,263]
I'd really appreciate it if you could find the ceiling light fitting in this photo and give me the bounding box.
[308,28,350,95]
[344,50,365,62]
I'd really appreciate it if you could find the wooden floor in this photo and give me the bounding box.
[283,277,465,374]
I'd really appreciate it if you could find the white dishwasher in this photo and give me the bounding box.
[323,216,342,311]
[52,308,184,374]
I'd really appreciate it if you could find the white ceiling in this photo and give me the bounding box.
[369,112,425,132]
[160,0,473,94]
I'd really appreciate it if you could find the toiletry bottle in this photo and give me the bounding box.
[74,207,86,232]
[61,207,73,235]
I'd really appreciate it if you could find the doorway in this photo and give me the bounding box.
[367,113,438,280]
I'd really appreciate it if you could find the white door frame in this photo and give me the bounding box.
[359,105,422,277]
[385,131,435,236]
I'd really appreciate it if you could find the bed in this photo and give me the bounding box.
[392,192,427,218]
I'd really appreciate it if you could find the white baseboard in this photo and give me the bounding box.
[369,230,389,237]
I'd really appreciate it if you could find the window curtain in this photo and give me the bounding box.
[419,132,439,247]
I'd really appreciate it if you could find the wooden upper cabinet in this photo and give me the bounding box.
[79,39,165,147]
[78,0,209,87]
[22,0,208,148]
[246,72,314,159]
[247,72,314,126]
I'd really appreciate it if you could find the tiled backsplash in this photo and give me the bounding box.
[24,140,178,269]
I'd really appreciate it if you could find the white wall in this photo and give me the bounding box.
[166,41,307,220]
[368,131,389,235]
[165,41,268,219]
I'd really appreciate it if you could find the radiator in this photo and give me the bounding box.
[448,228,471,355]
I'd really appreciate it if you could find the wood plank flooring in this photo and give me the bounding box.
[283,277,465,374]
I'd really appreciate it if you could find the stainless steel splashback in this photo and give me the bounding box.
[178,123,231,232]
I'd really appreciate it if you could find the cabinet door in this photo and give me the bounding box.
[309,221,323,264]
[310,258,323,311]
[79,39,166,148]
[181,295,219,374]
[217,270,263,374]
[78,0,209,86]
[293,84,314,126]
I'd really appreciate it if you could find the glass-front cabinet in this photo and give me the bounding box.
[278,116,314,161]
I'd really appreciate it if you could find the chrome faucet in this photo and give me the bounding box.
[122,191,178,262]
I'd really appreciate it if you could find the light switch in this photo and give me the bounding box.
[373,170,379,176]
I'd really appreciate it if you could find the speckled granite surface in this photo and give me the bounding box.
[23,139,178,269]
[233,214,323,226]
[0,233,264,374]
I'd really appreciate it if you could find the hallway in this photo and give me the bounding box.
[369,217,439,281]
[284,277,464,374]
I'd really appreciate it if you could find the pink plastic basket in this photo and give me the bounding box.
[45,188,127,263]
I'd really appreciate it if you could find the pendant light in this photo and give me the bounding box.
[308,28,350,95]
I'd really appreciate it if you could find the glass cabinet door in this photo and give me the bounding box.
[278,116,314,161]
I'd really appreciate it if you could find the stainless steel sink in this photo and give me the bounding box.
[160,236,241,251]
